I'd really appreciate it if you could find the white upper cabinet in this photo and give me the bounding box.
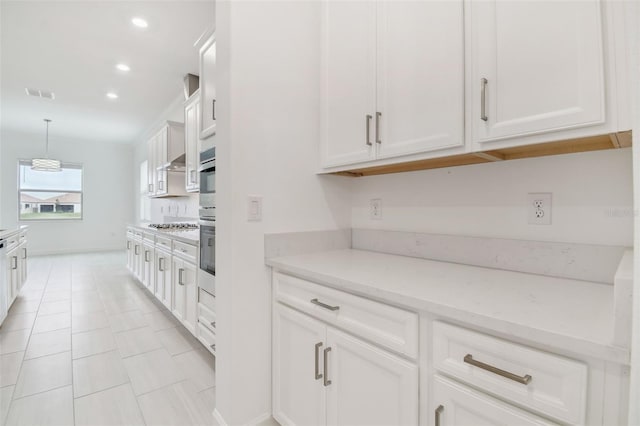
[147,122,187,198]
[470,0,605,145]
[185,91,201,193]
[321,0,464,168]
[200,34,217,139]
[375,0,464,159]
[320,0,377,167]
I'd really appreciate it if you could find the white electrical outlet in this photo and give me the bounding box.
[370,199,382,220]
[528,193,552,225]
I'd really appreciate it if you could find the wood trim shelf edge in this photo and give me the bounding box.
[330,131,632,177]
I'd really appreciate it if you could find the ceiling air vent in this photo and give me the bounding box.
[25,88,55,100]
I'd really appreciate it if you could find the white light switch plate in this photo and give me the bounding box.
[248,195,263,222]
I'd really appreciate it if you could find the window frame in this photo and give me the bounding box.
[17,160,85,222]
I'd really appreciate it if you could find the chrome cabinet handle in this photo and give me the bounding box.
[22,248,27,260]
[375,112,382,144]
[158,180,164,191]
[127,241,131,249]
[310,298,339,311]
[314,342,323,380]
[464,354,532,385]
[11,256,18,270]
[210,321,216,328]
[145,250,150,262]
[212,99,216,121]
[158,257,164,272]
[323,347,332,387]
[135,245,139,255]
[435,405,444,426]
[480,78,488,122]
[178,268,185,286]
[365,114,372,146]
[210,344,216,351]
[149,183,153,193]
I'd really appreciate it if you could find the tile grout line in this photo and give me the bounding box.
[7,259,53,410]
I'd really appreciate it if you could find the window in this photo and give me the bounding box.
[18,160,83,221]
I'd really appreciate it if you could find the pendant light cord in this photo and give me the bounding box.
[44,119,51,159]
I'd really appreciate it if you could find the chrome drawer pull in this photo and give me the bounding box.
[323,347,332,387]
[314,342,323,380]
[210,344,216,351]
[435,405,444,426]
[210,321,216,328]
[178,268,185,286]
[365,114,372,146]
[310,298,339,311]
[464,354,532,385]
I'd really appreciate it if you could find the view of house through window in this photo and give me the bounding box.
[18,160,83,220]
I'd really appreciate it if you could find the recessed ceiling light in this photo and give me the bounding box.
[131,17,148,28]
[116,63,130,72]
[106,92,119,99]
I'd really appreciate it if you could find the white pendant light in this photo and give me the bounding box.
[31,119,61,172]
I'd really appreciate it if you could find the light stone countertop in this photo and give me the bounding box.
[0,225,28,240]
[128,224,199,245]
[267,248,630,364]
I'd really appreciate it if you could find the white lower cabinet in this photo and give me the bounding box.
[432,376,556,426]
[154,249,172,310]
[141,242,155,292]
[273,302,418,426]
[172,257,197,334]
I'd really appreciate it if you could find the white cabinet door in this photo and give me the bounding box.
[155,128,168,196]
[325,327,418,426]
[126,239,134,272]
[172,258,186,323]
[141,244,153,290]
[199,36,217,139]
[375,0,464,159]
[273,304,326,426]
[182,261,198,334]
[432,376,557,426]
[320,0,376,167]
[134,242,143,281]
[185,93,200,192]
[6,248,19,305]
[147,136,156,196]
[470,0,605,144]
[18,243,27,290]
[155,251,172,310]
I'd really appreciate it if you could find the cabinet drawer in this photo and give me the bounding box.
[433,375,557,426]
[197,322,216,355]
[155,235,172,250]
[432,321,587,424]
[134,230,144,240]
[198,303,216,333]
[143,232,155,242]
[273,272,418,358]
[5,234,19,251]
[173,240,198,262]
[199,288,216,311]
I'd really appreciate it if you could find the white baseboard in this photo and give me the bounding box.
[30,247,125,256]
[212,410,276,426]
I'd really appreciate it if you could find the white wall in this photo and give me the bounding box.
[215,1,351,424]
[351,148,633,246]
[0,129,133,255]
[132,93,199,225]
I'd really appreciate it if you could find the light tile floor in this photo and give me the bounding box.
[0,252,216,426]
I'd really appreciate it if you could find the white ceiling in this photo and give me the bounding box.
[0,1,214,144]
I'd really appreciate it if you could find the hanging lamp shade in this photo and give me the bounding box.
[31,119,61,172]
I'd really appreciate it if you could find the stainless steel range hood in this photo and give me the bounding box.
[158,153,186,172]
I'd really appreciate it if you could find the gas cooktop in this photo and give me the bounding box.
[148,223,198,230]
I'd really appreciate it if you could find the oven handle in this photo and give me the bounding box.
[198,159,216,173]
[199,220,217,227]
